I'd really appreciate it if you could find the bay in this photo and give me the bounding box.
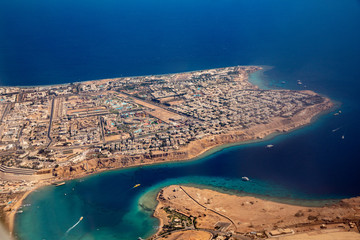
[1,0,359,239]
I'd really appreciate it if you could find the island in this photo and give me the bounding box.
[0,66,334,234]
[152,185,360,240]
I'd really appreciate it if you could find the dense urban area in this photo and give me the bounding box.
[0,66,332,190]
[0,66,344,240]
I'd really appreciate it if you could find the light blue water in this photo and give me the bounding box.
[3,0,360,239]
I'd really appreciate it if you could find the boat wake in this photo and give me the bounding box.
[65,216,83,235]
[332,127,342,132]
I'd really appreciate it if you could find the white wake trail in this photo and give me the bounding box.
[65,217,83,235]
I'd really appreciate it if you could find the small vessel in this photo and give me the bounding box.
[281,81,286,84]
[266,144,274,148]
[133,184,141,188]
[54,182,65,187]
[242,176,250,181]
[16,210,23,214]
[297,80,302,85]
[80,216,83,221]
[342,135,345,139]
[332,127,341,132]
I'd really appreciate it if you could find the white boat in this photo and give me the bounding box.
[332,127,341,132]
[242,176,250,181]
[266,144,274,148]
[342,135,345,139]
[297,80,302,85]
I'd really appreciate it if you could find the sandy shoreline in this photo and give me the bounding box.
[1,67,336,236]
[6,190,33,234]
[1,181,52,235]
[2,100,333,236]
[152,185,360,239]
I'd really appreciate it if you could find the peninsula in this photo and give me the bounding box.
[0,66,333,233]
[152,185,360,240]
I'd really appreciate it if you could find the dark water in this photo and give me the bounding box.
[1,0,359,239]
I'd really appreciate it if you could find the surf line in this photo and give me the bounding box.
[65,216,83,234]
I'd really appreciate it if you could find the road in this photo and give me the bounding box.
[46,97,55,148]
[179,186,237,231]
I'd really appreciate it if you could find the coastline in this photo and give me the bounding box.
[2,66,336,236]
[4,92,334,235]
[48,93,333,182]
[1,181,52,235]
[151,185,360,239]
[6,189,33,234]
[0,64,262,89]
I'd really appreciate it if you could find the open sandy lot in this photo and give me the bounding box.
[158,230,212,240]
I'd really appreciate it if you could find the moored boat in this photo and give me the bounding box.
[53,182,65,187]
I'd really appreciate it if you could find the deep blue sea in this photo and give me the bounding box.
[1,0,359,239]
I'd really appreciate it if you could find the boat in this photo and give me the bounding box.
[242,176,250,181]
[266,144,274,148]
[80,216,83,221]
[54,182,65,187]
[281,81,286,84]
[334,110,341,116]
[297,80,302,85]
[342,135,345,139]
[133,184,141,188]
[332,127,341,132]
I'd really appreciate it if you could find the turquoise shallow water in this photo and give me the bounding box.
[4,0,360,239]
[14,110,352,240]
[15,165,342,240]
[14,67,360,239]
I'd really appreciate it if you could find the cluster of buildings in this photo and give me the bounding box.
[0,66,326,171]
